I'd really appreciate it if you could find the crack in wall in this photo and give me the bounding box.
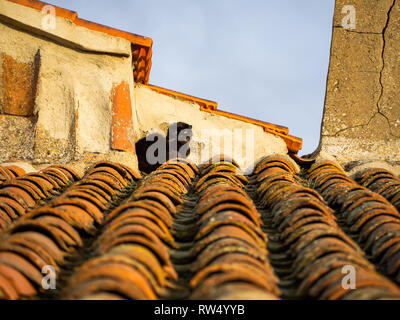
[333,25,381,35]
[323,111,400,138]
[322,111,377,137]
[382,113,400,138]
[377,0,398,138]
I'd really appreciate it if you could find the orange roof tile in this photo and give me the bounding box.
[146,84,302,153]
[0,165,26,184]
[146,84,218,111]
[1,157,400,299]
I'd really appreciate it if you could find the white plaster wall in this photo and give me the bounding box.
[0,12,137,156]
[134,84,288,173]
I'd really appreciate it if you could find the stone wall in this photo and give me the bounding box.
[319,0,400,165]
[0,0,139,173]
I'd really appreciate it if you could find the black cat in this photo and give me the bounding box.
[135,122,193,174]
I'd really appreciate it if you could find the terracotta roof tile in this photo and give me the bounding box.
[0,166,80,231]
[187,160,280,300]
[306,161,400,287]
[1,157,400,299]
[249,156,400,299]
[0,166,26,184]
[143,86,303,153]
[0,162,137,299]
[354,168,400,213]
[61,159,193,299]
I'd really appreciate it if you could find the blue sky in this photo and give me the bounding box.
[50,0,335,155]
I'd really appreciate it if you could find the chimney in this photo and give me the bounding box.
[318,0,400,165]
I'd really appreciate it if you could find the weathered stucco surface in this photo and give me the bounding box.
[0,114,35,160]
[134,84,290,173]
[320,0,400,166]
[0,0,132,56]
[0,2,139,171]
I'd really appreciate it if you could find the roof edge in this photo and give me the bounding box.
[147,84,218,111]
[6,0,153,47]
[145,84,302,153]
[6,0,153,84]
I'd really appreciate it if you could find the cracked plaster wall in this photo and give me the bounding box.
[0,2,139,175]
[320,0,400,165]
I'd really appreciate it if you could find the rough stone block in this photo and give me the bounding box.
[0,115,35,162]
[111,81,135,152]
[0,52,39,116]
